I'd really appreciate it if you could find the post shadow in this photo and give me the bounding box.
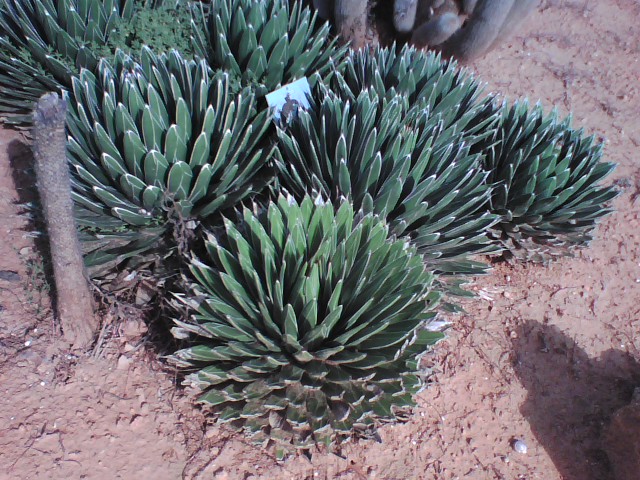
[511,319,640,480]
[7,138,38,205]
[6,138,57,293]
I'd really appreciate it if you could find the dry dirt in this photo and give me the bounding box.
[1,1,639,479]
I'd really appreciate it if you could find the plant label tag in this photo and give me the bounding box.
[266,77,312,125]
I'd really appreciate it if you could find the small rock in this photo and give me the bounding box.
[117,355,132,370]
[19,247,32,256]
[33,432,62,453]
[135,284,155,306]
[17,349,42,366]
[0,270,20,282]
[213,470,230,480]
[129,415,145,431]
[121,319,147,340]
[512,439,527,454]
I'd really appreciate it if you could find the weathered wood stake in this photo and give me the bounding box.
[32,93,97,349]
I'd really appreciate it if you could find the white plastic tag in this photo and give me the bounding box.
[265,77,312,124]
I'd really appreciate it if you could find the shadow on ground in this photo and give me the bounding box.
[6,138,58,305]
[8,138,39,209]
[512,319,640,480]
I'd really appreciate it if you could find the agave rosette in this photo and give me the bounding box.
[66,48,273,266]
[192,0,347,96]
[275,85,499,278]
[484,101,618,261]
[171,195,443,449]
[331,45,497,140]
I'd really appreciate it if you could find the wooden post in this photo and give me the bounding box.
[32,93,98,349]
[334,0,369,50]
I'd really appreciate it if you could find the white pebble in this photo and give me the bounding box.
[513,439,527,454]
[117,355,132,370]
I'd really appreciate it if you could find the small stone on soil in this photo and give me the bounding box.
[117,355,132,370]
[512,439,528,454]
[0,270,20,282]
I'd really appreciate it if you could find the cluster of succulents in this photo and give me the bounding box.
[275,75,499,280]
[0,0,617,455]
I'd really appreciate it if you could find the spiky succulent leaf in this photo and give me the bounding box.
[170,195,443,448]
[275,85,499,277]
[192,0,347,96]
[483,101,618,261]
[67,48,273,266]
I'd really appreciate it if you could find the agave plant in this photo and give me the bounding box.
[66,48,273,268]
[275,85,499,279]
[170,195,443,451]
[330,45,497,140]
[483,101,618,262]
[191,0,347,96]
[0,0,196,124]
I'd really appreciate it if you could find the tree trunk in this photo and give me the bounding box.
[32,93,98,350]
[334,0,370,50]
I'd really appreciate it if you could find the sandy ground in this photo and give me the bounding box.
[1,0,639,479]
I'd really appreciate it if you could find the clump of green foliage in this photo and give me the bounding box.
[275,45,504,290]
[66,48,272,270]
[102,0,196,58]
[191,0,348,96]
[166,41,617,451]
[0,0,197,124]
[170,195,443,454]
[480,101,618,262]
[275,83,499,280]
